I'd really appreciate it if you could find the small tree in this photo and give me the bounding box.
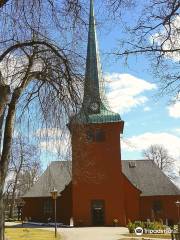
[6,134,41,219]
[143,144,175,178]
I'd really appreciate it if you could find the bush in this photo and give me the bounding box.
[127,220,145,233]
[127,220,166,233]
[145,221,166,230]
[127,221,135,233]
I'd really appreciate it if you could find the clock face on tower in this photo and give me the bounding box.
[89,102,99,112]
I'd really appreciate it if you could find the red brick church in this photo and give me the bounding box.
[23,0,180,226]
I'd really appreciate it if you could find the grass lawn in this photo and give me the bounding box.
[123,233,171,239]
[5,228,61,240]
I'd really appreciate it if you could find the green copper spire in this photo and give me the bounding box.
[74,0,121,124]
[83,0,103,107]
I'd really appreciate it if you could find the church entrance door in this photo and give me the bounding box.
[91,200,105,226]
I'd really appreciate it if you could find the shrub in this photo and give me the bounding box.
[145,221,166,230]
[127,220,145,233]
[134,221,145,229]
[127,220,166,233]
[127,220,135,233]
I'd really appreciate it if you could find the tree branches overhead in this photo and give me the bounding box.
[0,4,84,237]
[110,0,180,98]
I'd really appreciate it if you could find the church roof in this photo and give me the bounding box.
[74,105,122,124]
[122,160,180,196]
[23,161,71,198]
[73,0,122,124]
[23,160,180,198]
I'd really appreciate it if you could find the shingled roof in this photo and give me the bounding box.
[23,160,180,198]
[122,160,180,196]
[23,161,71,198]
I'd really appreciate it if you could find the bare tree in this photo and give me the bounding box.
[107,0,180,99]
[143,144,175,178]
[6,134,41,219]
[17,160,41,195]
[0,1,86,239]
[0,42,83,235]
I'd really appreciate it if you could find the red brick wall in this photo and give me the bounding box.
[57,182,72,224]
[22,197,44,221]
[22,183,72,225]
[71,122,127,226]
[140,195,180,225]
[122,174,141,223]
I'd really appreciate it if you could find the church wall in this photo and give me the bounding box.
[140,195,180,225]
[22,197,45,222]
[57,182,72,225]
[22,183,72,225]
[71,122,126,226]
[122,174,141,224]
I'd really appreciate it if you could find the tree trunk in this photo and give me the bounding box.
[0,88,22,240]
[8,174,18,219]
[0,188,5,240]
[8,187,16,219]
[0,56,34,240]
[0,85,10,119]
[0,109,6,152]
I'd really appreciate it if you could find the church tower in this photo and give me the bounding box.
[70,0,126,226]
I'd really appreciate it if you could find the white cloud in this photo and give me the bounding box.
[122,132,180,159]
[0,54,43,87]
[35,128,63,138]
[122,132,180,184]
[175,129,180,135]
[152,16,180,61]
[105,73,156,113]
[168,102,180,118]
[40,137,71,159]
[143,106,151,112]
[40,140,64,153]
[38,128,71,159]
